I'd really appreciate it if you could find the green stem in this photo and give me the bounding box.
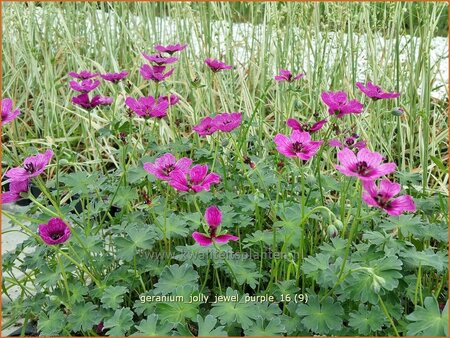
[57,253,72,308]
[321,181,362,301]
[378,295,400,336]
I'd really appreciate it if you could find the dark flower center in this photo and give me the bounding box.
[345,138,356,146]
[222,119,232,125]
[24,163,36,174]
[355,161,371,176]
[163,164,175,176]
[292,142,304,153]
[50,231,64,240]
[375,193,391,208]
[209,227,217,237]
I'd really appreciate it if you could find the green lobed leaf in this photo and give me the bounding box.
[67,302,102,333]
[37,309,66,336]
[348,304,387,335]
[296,295,344,335]
[406,297,448,336]
[100,285,128,309]
[154,263,199,295]
[104,307,134,336]
[244,316,286,336]
[196,314,228,336]
[131,314,174,336]
[210,288,259,330]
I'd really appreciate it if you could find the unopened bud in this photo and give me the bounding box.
[391,107,405,116]
[327,224,339,238]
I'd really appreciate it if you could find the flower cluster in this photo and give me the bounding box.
[336,147,415,215]
[144,153,220,193]
[193,112,242,137]
[140,43,187,82]
[69,70,117,109]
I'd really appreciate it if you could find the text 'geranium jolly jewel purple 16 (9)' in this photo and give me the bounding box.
[192,205,239,246]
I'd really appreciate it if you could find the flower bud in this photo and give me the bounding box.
[391,107,405,116]
[327,224,339,238]
[334,219,344,230]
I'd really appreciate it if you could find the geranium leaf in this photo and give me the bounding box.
[37,309,66,336]
[132,314,174,336]
[196,314,228,336]
[406,297,448,336]
[101,285,128,309]
[104,307,134,336]
[67,302,102,332]
[154,263,199,295]
[296,295,344,335]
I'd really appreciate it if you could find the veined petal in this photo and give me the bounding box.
[214,234,239,244]
[192,232,213,246]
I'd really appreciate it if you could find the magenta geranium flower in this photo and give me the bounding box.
[142,53,178,65]
[274,130,323,160]
[321,91,364,118]
[193,116,218,137]
[204,205,222,228]
[68,70,98,79]
[140,64,174,82]
[158,94,180,106]
[154,43,187,55]
[205,58,232,72]
[72,94,113,109]
[214,112,242,132]
[286,118,327,133]
[192,205,238,246]
[335,147,396,181]
[38,218,71,245]
[125,96,169,118]
[169,164,220,193]
[143,153,192,181]
[329,134,366,150]
[100,71,129,83]
[356,82,400,100]
[5,149,54,182]
[2,98,21,125]
[362,179,416,216]
[274,69,304,82]
[2,179,29,204]
[69,79,101,93]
